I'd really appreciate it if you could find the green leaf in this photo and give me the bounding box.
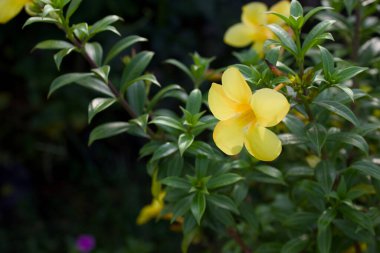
[318,46,334,80]
[333,66,367,83]
[302,20,335,54]
[283,114,305,135]
[104,35,147,64]
[195,155,208,179]
[281,237,308,253]
[355,123,380,136]
[185,89,202,114]
[303,6,333,25]
[318,208,336,230]
[267,24,298,55]
[313,100,359,126]
[327,132,368,154]
[278,133,306,145]
[286,166,314,177]
[23,17,59,28]
[317,226,332,253]
[34,40,73,50]
[161,176,191,190]
[126,81,145,115]
[66,0,82,19]
[89,15,122,36]
[181,226,198,253]
[48,72,94,97]
[151,142,178,162]
[147,84,186,111]
[92,65,110,83]
[306,124,327,156]
[120,51,154,91]
[334,84,354,102]
[255,165,285,184]
[150,116,186,131]
[207,194,239,214]
[339,204,374,234]
[73,23,89,41]
[178,133,194,156]
[315,161,335,193]
[187,141,215,158]
[171,196,193,222]
[207,173,243,190]
[88,122,130,145]
[84,42,103,66]
[191,192,206,225]
[346,184,376,200]
[88,98,116,124]
[349,160,380,180]
[75,76,115,97]
[54,47,75,70]
[165,59,194,83]
[290,0,303,18]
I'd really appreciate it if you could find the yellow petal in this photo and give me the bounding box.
[242,2,268,27]
[222,67,252,104]
[268,1,291,24]
[224,23,254,47]
[244,125,282,161]
[250,88,290,127]
[252,41,265,57]
[0,0,30,24]
[208,83,247,120]
[213,111,254,155]
[136,200,163,225]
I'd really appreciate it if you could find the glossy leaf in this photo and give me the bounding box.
[267,24,298,55]
[89,15,122,36]
[161,176,191,190]
[281,237,308,253]
[165,59,195,83]
[191,192,206,225]
[207,194,239,214]
[54,47,75,70]
[319,46,334,80]
[302,20,335,54]
[313,100,359,126]
[85,42,103,66]
[349,160,380,180]
[104,35,147,64]
[327,132,368,154]
[34,40,73,50]
[66,0,82,19]
[151,142,178,162]
[150,116,186,131]
[207,173,243,190]
[185,89,202,114]
[333,66,367,83]
[88,122,130,145]
[48,73,94,97]
[88,98,116,123]
[75,76,115,97]
[178,133,194,156]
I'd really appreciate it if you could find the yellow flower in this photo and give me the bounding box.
[208,67,290,161]
[0,0,33,24]
[224,1,290,55]
[343,243,368,253]
[136,191,165,225]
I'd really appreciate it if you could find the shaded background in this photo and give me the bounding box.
[0,0,319,252]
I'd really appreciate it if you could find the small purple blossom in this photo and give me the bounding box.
[75,234,96,253]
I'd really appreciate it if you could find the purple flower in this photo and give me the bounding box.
[75,234,96,253]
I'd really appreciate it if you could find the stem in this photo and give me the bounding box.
[274,83,286,91]
[227,228,252,253]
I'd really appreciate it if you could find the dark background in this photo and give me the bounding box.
[0,0,319,252]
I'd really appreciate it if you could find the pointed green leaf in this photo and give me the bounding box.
[315,161,335,193]
[120,51,154,91]
[104,35,147,64]
[75,76,115,97]
[150,116,186,131]
[150,142,178,162]
[88,122,130,145]
[48,73,94,97]
[185,89,202,114]
[53,47,75,70]
[281,236,308,253]
[88,98,116,123]
[290,0,303,18]
[306,124,327,156]
[313,100,359,126]
[349,160,380,180]
[333,66,367,83]
[303,6,333,25]
[191,192,206,225]
[319,46,334,80]
[165,59,195,83]
[23,17,58,29]
[267,24,298,55]
[161,176,191,190]
[89,15,123,36]
[302,20,335,54]
[178,133,194,156]
[207,173,243,190]
[207,194,239,214]
[327,132,368,154]
[84,42,103,66]
[34,40,73,50]
[92,65,110,83]
[66,0,82,19]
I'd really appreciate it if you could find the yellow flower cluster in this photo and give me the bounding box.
[0,0,32,24]
[136,191,166,225]
[224,1,290,55]
[208,67,290,161]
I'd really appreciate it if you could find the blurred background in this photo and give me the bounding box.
[0,0,319,252]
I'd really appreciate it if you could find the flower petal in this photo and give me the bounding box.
[252,41,265,57]
[242,2,268,27]
[244,125,282,161]
[268,1,291,24]
[250,88,290,127]
[224,23,254,47]
[0,0,30,24]
[208,83,246,120]
[213,112,254,155]
[136,200,163,225]
[222,67,252,104]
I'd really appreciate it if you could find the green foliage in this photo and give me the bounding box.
[12,0,380,252]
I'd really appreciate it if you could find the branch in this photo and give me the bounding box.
[227,228,252,253]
